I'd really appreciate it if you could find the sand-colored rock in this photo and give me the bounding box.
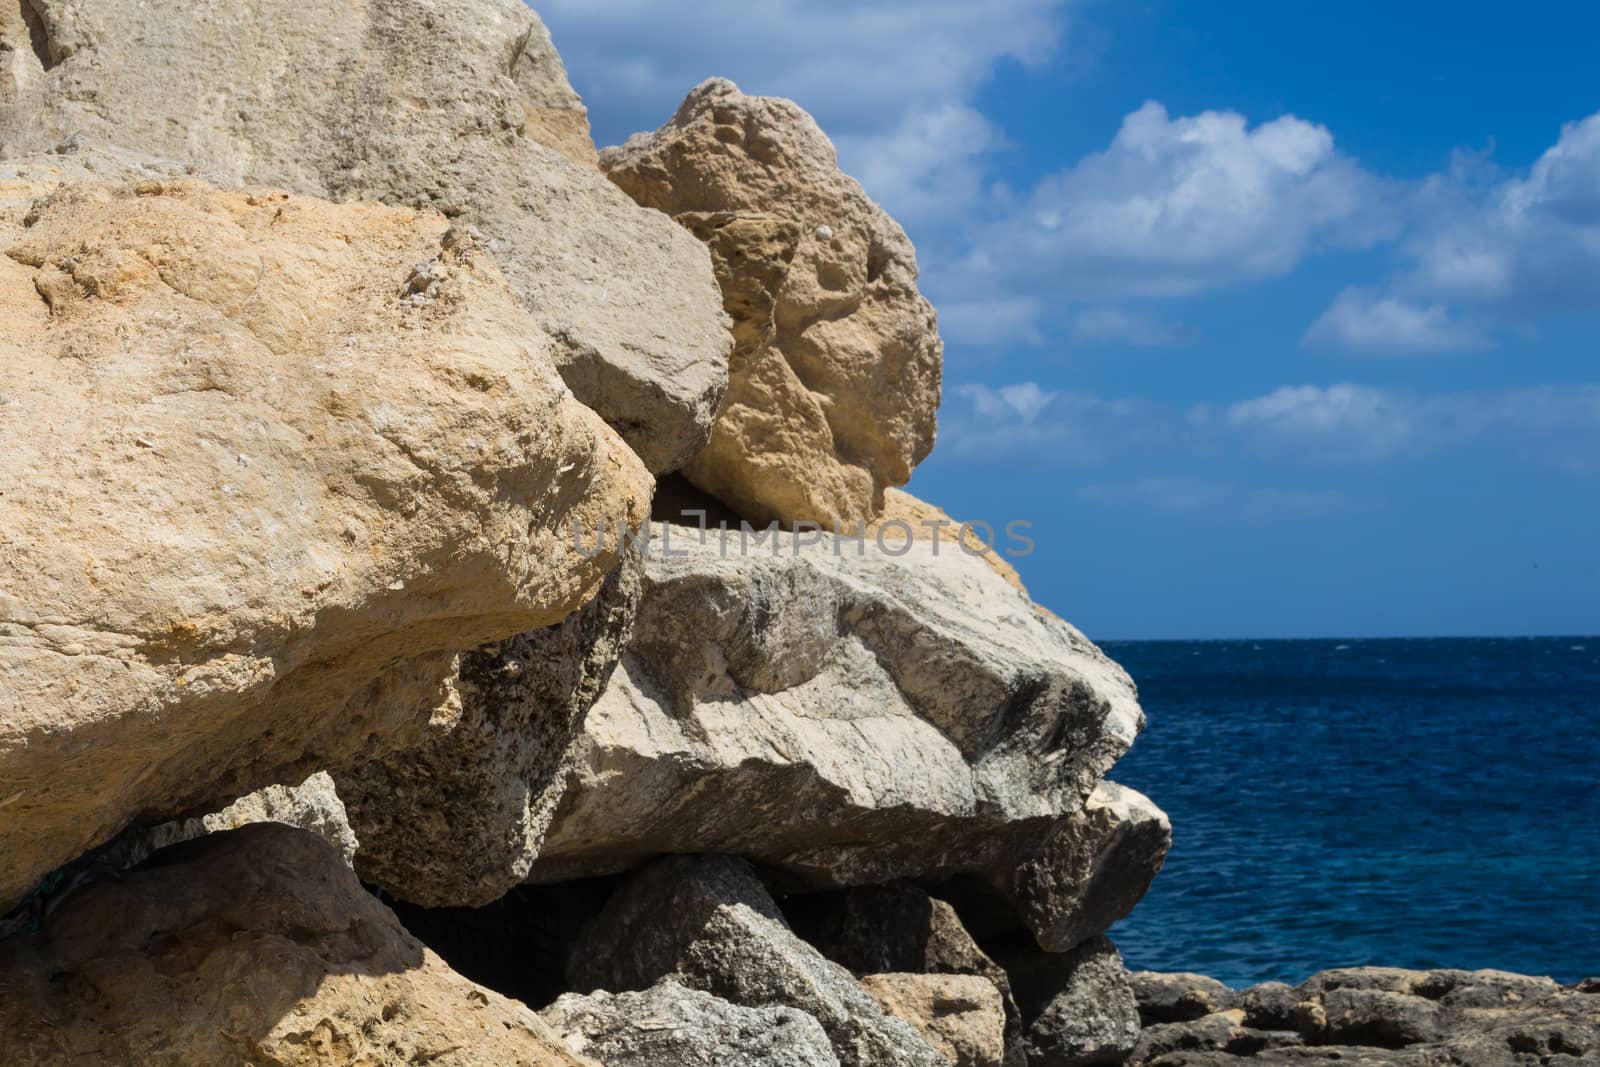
[0,0,729,472]
[528,527,1146,934]
[862,973,1009,1067]
[336,544,646,908]
[0,173,649,908]
[870,488,1029,595]
[0,825,594,1067]
[602,77,942,524]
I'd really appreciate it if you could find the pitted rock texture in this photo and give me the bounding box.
[791,882,1026,1066]
[336,544,645,908]
[0,0,730,472]
[528,526,1150,950]
[0,175,649,908]
[1129,966,1600,1066]
[1000,936,1142,1067]
[134,771,360,868]
[567,855,947,1067]
[602,77,942,525]
[861,973,1008,1067]
[543,979,841,1066]
[0,825,594,1067]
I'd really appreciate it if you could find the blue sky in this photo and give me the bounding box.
[540,1,1600,640]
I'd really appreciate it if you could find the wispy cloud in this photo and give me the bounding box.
[1077,478,1356,523]
[1309,111,1600,352]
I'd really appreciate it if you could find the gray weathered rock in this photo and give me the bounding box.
[793,882,1026,1065]
[543,979,839,1067]
[1131,973,1239,1026]
[530,525,1150,951]
[1001,937,1142,1067]
[0,0,730,472]
[0,171,649,909]
[335,544,645,907]
[862,973,1008,1067]
[0,825,592,1066]
[602,78,941,524]
[567,855,947,1067]
[1128,966,1600,1066]
[134,771,359,868]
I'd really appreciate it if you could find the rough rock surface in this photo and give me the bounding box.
[792,882,1026,1065]
[869,488,1029,595]
[0,0,729,472]
[567,855,947,1067]
[1000,936,1143,1067]
[1129,967,1600,1066]
[139,771,359,867]
[543,979,840,1066]
[1132,972,1240,1025]
[336,544,646,907]
[0,825,593,1067]
[529,526,1150,948]
[602,77,941,525]
[0,174,649,908]
[862,972,1008,1067]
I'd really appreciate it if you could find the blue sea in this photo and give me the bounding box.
[1102,637,1600,988]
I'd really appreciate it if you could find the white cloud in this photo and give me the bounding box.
[1071,306,1198,347]
[1311,110,1600,351]
[537,0,1068,229]
[1224,384,1416,458]
[941,382,1156,461]
[938,297,1046,348]
[1302,288,1491,354]
[1223,383,1600,462]
[943,101,1395,318]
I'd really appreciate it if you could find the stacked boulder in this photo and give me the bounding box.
[0,3,1169,1065]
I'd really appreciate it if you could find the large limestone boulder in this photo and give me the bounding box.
[529,525,1153,950]
[0,825,594,1067]
[0,172,649,908]
[567,855,947,1067]
[543,979,841,1067]
[0,0,730,473]
[602,78,942,525]
[335,544,646,907]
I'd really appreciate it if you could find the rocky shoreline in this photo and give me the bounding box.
[0,1,1594,1065]
[1128,968,1600,1066]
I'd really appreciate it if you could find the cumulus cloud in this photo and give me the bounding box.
[941,382,1160,461]
[1222,383,1600,462]
[1310,110,1600,352]
[1302,289,1492,353]
[537,0,1067,229]
[943,102,1395,313]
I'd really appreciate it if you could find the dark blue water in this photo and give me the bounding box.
[1103,637,1600,988]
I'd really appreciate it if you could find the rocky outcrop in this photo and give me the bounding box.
[1001,936,1143,1067]
[1129,967,1600,1066]
[0,0,730,472]
[869,488,1030,595]
[543,979,840,1066]
[528,525,1151,948]
[602,78,942,525]
[0,174,648,908]
[335,545,646,908]
[136,771,359,868]
[567,855,947,1067]
[862,973,1009,1067]
[0,825,594,1067]
[791,882,1026,1065]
